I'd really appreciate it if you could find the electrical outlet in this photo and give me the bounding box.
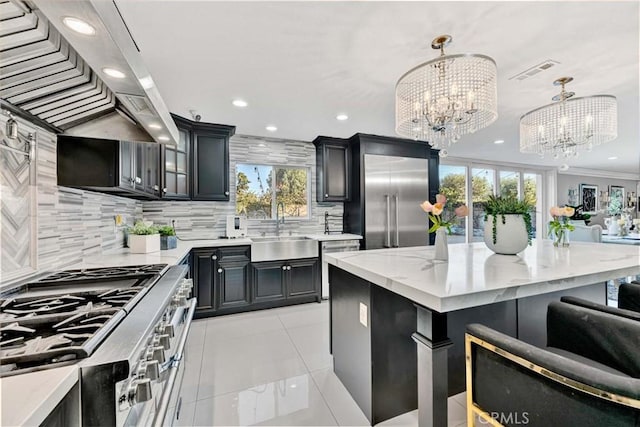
[359,302,368,327]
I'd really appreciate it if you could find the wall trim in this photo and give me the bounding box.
[558,167,640,181]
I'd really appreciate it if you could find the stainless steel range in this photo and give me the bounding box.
[0,263,196,427]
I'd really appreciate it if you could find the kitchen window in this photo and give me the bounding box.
[236,164,310,220]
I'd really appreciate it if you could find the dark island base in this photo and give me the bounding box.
[329,265,605,426]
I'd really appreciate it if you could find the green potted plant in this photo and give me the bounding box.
[157,225,177,250]
[127,221,160,253]
[483,195,534,255]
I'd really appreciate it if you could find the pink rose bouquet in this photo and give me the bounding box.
[420,194,469,234]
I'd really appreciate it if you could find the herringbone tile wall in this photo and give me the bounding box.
[0,126,34,281]
[0,116,142,283]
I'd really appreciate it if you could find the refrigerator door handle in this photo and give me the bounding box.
[393,194,400,247]
[384,194,391,248]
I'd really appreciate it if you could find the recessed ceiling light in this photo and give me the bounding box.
[336,114,349,121]
[494,139,505,144]
[232,99,248,108]
[139,76,154,90]
[608,156,618,160]
[62,17,96,36]
[265,125,277,132]
[149,123,162,130]
[102,68,126,79]
[158,135,170,142]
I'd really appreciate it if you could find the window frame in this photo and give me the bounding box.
[235,162,312,221]
[440,157,553,242]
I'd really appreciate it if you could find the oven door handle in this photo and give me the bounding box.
[152,298,197,427]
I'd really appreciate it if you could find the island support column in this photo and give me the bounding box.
[412,306,453,427]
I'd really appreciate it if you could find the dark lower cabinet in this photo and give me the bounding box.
[217,259,251,311]
[193,248,320,318]
[287,259,319,297]
[252,258,320,307]
[192,249,216,317]
[252,261,286,302]
[192,245,250,318]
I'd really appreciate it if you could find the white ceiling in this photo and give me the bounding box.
[115,1,640,175]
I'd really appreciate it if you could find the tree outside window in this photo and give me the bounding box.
[236,164,309,219]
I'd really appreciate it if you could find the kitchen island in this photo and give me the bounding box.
[325,240,640,427]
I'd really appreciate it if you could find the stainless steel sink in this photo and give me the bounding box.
[250,236,318,262]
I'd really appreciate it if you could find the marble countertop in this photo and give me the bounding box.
[70,234,362,269]
[325,240,640,313]
[1,366,78,427]
[304,233,362,241]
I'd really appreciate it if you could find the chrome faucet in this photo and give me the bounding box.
[276,202,285,236]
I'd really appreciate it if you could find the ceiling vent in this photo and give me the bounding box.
[509,59,560,81]
[118,93,156,117]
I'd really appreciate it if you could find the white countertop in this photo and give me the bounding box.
[304,233,362,241]
[69,235,362,269]
[325,240,640,313]
[1,365,78,427]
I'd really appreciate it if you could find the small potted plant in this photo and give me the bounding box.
[483,195,534,255]
[128,221,160,253]
[158,225,177,250]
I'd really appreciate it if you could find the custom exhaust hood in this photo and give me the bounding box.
[0,0,178,145]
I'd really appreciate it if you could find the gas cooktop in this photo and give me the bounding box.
[0,264,167,376]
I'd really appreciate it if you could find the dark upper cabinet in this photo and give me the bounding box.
[120,141,134,188]
[193,130,230,201]
[163,116,191,200]
[57,136,160,200]
[313,136,351,202]
[144,143,161,196]
[166,114,235,201]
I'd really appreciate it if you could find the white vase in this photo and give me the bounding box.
[129,234,160,254]
[434,228,449,261]
[483,214,529,255]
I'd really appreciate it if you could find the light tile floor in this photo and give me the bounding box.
[178,301,468,426]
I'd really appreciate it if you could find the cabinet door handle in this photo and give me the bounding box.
[224,191,229,196]
[287,266,291,271]
[282,266,287,270]
[212,255,217,260]
[163,188,167,193]
[153,185,159,191]
[135,177,142,184]
[325,194,329,198]
[217,268,223,273]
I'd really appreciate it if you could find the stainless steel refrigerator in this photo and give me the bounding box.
[364,154,429,249]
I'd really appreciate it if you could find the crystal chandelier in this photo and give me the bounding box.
[519,77,617,159]
[395,35,498,157]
